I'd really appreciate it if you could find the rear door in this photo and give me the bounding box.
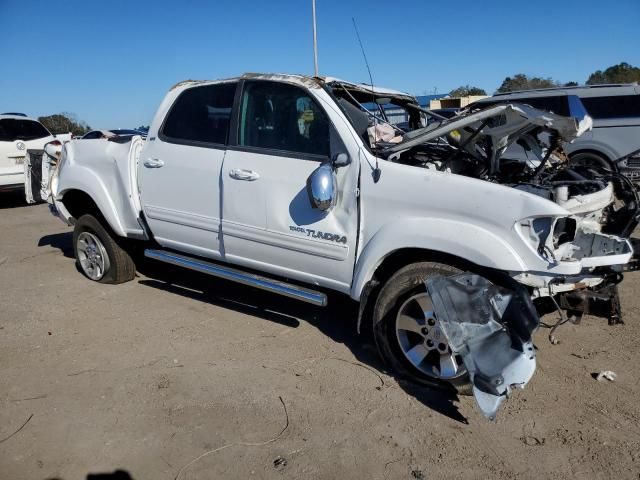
[221,80,359,292]
[139,82,237,259]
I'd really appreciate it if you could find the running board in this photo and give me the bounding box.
[144,249,328,307]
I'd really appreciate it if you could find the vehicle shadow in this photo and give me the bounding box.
[38,232,75,258]
[135,258,468,423]
[45,470,134,480]
[0,189,30,209]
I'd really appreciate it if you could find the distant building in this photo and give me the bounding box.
[363,93,488,125]
[429,95,488,109]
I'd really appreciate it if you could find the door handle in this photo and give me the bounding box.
[143,158,165,168]
[229,168,260,181]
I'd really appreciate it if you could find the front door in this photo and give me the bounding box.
[139,81,237,259]
[221,80,359,292]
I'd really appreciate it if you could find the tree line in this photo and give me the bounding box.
[449,62,640,97]
[37,113,149,137]
[37,113,91,136]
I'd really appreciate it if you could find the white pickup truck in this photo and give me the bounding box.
[48,73,639,419]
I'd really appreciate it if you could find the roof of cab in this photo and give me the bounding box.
[168,73,416,101]
[169,73,323,91]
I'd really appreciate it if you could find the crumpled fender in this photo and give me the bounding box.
[350,217,528,300]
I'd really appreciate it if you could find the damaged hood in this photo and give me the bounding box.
[381,100,593,159]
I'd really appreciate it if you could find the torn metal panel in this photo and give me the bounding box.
[324,77,417,103]
[426,274,539,420]
[380,103,592,159]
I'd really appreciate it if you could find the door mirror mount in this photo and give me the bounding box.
[332,152,350,168]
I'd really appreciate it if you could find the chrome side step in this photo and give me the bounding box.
[144,249,328,307]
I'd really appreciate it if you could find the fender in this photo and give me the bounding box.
[350,217,527,300]
[55,140,147,239]
[58,171,127,236]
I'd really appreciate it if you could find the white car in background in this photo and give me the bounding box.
[0,114,55,191]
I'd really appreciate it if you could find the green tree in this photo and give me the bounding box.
[449,85,487,97]
[563,81,579,87]
[38,112,91,136]
[496,74,559,93]
[586,62,640,85]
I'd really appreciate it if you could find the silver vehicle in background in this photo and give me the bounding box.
[471,84,640,181]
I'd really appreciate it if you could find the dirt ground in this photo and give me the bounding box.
[1,190,639,480]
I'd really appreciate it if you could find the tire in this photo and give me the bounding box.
[372,262,472,395]
[73,214,136,284]
[570,151,613,170]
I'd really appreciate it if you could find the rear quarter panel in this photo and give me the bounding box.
[55,139,147,238]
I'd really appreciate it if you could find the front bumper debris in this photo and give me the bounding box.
[427,273,539,420]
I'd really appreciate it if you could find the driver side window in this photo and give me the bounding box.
[238,81,330,158]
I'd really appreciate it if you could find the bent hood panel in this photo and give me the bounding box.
[382,103,592,158]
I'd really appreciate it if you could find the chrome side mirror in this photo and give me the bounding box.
[306,162,337,211]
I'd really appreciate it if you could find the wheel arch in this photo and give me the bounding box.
[351,216,530,335]
[351,219,527,303]
[59,187,125,237]
[354,247,491,336]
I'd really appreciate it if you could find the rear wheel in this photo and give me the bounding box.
[73,214,136,284]
[372,262,471,394]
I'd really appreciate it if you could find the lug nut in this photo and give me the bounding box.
[427,318,436,326]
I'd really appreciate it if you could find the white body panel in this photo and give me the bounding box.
[52,137,147,238]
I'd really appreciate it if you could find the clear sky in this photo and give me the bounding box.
[1,0,638,128]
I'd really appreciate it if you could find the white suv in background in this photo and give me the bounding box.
[471,84,640,181]
[0,114,55,191]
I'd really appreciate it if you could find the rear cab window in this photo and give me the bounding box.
[161,82,237,146]
[0,119,51,142]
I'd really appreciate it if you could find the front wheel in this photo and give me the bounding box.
[372,262,471,394]
[73,214,136,284]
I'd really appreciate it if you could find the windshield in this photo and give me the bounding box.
[0,119,51,141]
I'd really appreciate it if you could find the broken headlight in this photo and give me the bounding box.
[516,216,576,262]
